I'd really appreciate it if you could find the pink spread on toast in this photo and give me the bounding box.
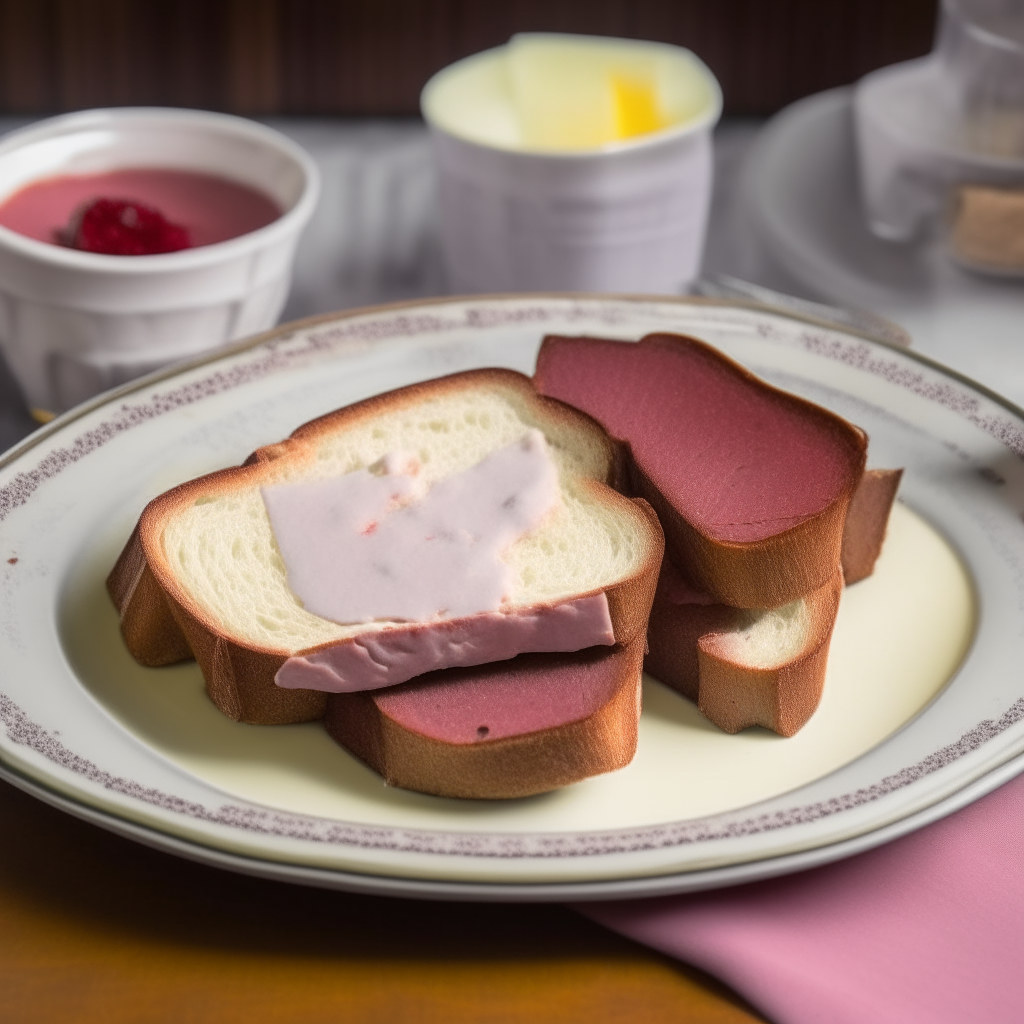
[274,593,615,692]
[262,431,559,623]
[372,646,626,744]
[265,430,617,692]
[535,335,860,543]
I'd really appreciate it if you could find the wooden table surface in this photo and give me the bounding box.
[0,777,768,1024]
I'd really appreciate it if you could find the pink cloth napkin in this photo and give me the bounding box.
[579,772,1024,1024]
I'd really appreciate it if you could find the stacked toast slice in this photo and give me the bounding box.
[109,369,664,797]
[535,332,897,736]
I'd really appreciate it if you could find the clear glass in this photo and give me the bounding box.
[936,0,1024,156]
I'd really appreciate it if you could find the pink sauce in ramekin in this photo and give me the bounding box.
[0,167,282,249]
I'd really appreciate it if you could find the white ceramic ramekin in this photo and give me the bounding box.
[421,42,722,295]
[0,108,320,417]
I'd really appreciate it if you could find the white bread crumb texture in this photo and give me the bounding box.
[160,385,646,654]
[715,598,811,669]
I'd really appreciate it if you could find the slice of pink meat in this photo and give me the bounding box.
[323,640,647,798]
[534,334,864,544]
[350,645,630,744]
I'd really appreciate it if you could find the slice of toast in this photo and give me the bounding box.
[534,333,868,609]
[643,465,900,736]
[108,369,664,725]
[325,637,646,799]
[644,557,843,736]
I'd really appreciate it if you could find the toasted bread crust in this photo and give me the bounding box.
[106,527,325,723]
[109,369,664,725]
[599,496,663,645]
[841,468,903,585]
[642,594,729,706]
[535,333,869,608]
[107,524,193,667]
[324,638,646,799]
[630,466,850,609]
[645,571,843,737]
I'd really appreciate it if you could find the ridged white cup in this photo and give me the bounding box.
[421,44,722,296]
[0,108,319,416]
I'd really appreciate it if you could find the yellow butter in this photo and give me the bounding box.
[421,33,718,154]
[611,75,666,139]
[508,34,676,149]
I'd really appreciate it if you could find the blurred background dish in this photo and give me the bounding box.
[854,0,1024,254]
[728,86,1024,406]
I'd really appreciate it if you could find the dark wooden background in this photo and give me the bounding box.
[0,0,937,117]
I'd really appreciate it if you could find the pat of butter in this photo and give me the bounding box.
[421,32,717,153]
[261,431,559,625]
[508,34,671,149]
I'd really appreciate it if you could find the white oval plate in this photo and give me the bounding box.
[2,295,1023,900]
